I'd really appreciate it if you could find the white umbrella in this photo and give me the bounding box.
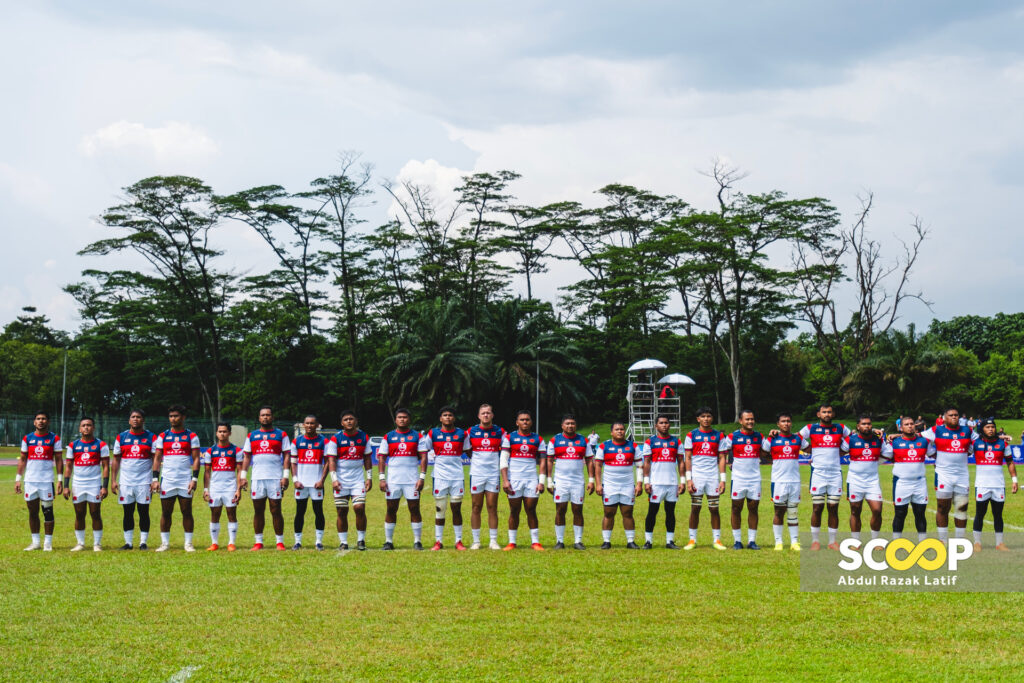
[657,373,696,386]
[628,358,667,372]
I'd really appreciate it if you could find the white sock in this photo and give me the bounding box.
[747,528,757,544]
[918,531,927,542]
[773,524,783,544]
[508,529,517,545]
[973,529,982,543]
[340,532,349,545]
[870,529,879,539]
[850,530,861,542]
[789,525,799,542]
[602,529,612,542]
[827,528,837,544]
[689,528,697,541]
[275,534,284,545]
[228,523,237,544]
[385,523,395,542]
[555,525,565,543]
[530,528,539,544]
[140,531,149,544]
[295,532,303,545]
[625,529,635,543]
[411,522,422,543]
[453,525,462,542]
[937,527,948,541]
[31,533,40,544]
[954,527,965,539]
[184,532,193,546]
[44,534,52,547]
[489,528,498,542]
[712,528,721,542]
[892,531,902,539]
[732,529,742,543]
[209,523,220,544]
[472,528,481,544]
[124,529,134,546]
[75,529,85,545]
[315,529,324,545]
[810,526,820,543]
[665,531,674,543]
[996,532,1004,545]
[93,530,102,546]
[161,531,170,545]
[357,529,366,542]
[574,525,584,543]
[435,525,444,542]
[254,533,263,544]
[645,531,653,542]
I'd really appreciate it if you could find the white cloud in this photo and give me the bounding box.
[0,161,53,206]
[79,121,219,164]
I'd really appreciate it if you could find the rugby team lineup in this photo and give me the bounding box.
[13,401,1018,555]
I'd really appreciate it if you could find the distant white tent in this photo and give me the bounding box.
[627,358,667,372]
[657,373,696,386]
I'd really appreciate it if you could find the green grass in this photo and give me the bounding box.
[2,460,1023,681]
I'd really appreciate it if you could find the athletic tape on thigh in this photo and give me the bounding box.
[690,493,704,506]
[826,494,841,505]
[334,495,349,509]
[449,491,463,503]
[811,493,826,505]
[435,496,448,519]
[953,493,969,520]
[786,503,798,526]
[707,496,719,510]
[351,493,366,506]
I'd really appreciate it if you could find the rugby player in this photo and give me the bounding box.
[152,405,201,552]
[798,404,850,550]
[466,404,504,549]
[290,415,329,550]
[885,417,933,541]
[840,415,886,545]
[202,422,242,551]
[378,408,428,550]
[241,406,291,551]
[546,414,592,550]
[111,409,155,550]
[328,410,373,551]
[762,412,802,551]
[721,410,764,550]
[500,409,545,551]
[971,418,1018,551]
[594,421,643,549]
[15,411,61,551]
[62,417,109,551]
[641,415,684,549]
[426,407,470,550]
[921,407,975,542]
[683,407,728,550]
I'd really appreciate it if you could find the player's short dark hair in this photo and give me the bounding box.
[857,413,873,422]
[168,404,187,415]
[515,409,532,420]
[129,408,145,418]
[776,411,792,421]
[216,422,231,431]
[943,405,959,415]
[259,405,274,414]
[80,416,94,424]
[695,406,713,418]
[439,405,456,416]
[739,409,755,419]
[561,413,576,423]
[304,414,318,422]
[478,403,493,411]
[34,410,49,419]
[818,403,833,411]
[901,415,915,424]
[610,420,627,431]
[340,410,356,420]
[656,414,672,422]
[394,407,411,418]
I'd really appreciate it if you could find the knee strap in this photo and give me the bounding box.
[811,493,826,505]
[952,494,969,520]
[786,503,798,526]
[826,494,841,506]
[41,502,55,522]
[435,496,447,519]
[707,497,719,510]
[351,493,366,507]
[334,496,350,509]
[449,492,463,504]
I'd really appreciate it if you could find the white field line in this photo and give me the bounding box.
[167,665,200,683]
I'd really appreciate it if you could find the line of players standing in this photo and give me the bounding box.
[14,401,1018,553]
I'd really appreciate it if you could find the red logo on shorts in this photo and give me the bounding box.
[472,486,477,491]
[161,491,166,495]
[555,496,561,501]
[604,497,609,502]
[434,490,439,494]
[939,484,944,489]
[119,497,124,502]
[774,495,780,500]
[896,497,902,503]
[732,492,738,497]
[811,487,817,492]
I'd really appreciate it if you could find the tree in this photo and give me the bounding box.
[493,204,558,301]
[1,307,70,347]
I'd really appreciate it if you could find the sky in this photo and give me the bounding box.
[2,1,1023,332]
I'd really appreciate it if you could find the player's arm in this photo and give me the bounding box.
[240,438,251,492]
[416,438,428,492]
[676,445,686,495]
[1007,453,1019,494]
[110,438,122,494]
[585,454,595,494]
[280,434,291,491]
[202,454,212,503]
[14,439,27,493]
[62,448,73,499]
[500,437,513,495]
[716,442,727,494]
[684,446,696,493]
[289,443,301,489]
[633,449,644,496]
[100,444,110,499]
[378,441,389,493]
[362,441,373,493]
[151,437,164,493]
[641,443,652,495]
[545,441,556,493]
[535,444,546,495]
[188,441,200,494]
[593,445,604,495]
[316,447,330,490]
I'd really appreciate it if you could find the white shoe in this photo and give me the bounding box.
[70,544,85,552]
[23,542,41,551]
[155,543,170,552]
[489,540,501,550]
[183,543,196,552]
[470,542,481,550]
[43,545,53,552]
[93,545,102,552]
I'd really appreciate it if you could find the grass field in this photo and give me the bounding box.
[3,448,1024,681]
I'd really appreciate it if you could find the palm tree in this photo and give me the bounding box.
[841,324,960,414]
[379,298,490,408]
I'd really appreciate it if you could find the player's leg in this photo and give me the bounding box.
[991,499,1007,549]
[644,498,661,547]
[910,501,928,540]
[601,503,616,548]
[663,498,678,547]
[866,499,883,538]
[294,496,308,548]
[621,504,638,547]
[849,499,863,538]
[773,502,787,547]
[71,500,88,550]
[336,494,350,547]
[26,497,41,540]
[122,501,136,549]
[524,495,541,548]
[470,490,485,547]
[935,488,951,541]
[708,494,723,547]
[407,495,423,548]
[973,496,988,549]
[951,489,970,539]
[891,503,907,538]
[209,503,222,549]
[825,488,841,549]
[450,483,465,548]
[311,498,326,549]
[269,498,285,547]
[352,493,368,548]
[506,495,523,548]
[570,501,586,548]
[158,496,175,550]
[554,501,568,547]
[178,495,194,550]
[383,497,400,549]
[252,496,266,546]
[87,500,103,549]
[485,490,499,548]
[746,497,760,548]
[730,497,744,549]
[137,500,151,548]
[685,492,702,548]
